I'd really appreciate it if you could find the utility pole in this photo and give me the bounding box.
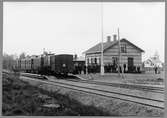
[100,0,104,75]
[85,56,88,75]
[118,28,121,77]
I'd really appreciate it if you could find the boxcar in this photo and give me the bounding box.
[50,54,74,75]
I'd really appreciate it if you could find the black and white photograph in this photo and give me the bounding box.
[2,1,165,116]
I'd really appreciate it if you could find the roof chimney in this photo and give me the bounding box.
[107,36,111,42]
[113,34,117,41]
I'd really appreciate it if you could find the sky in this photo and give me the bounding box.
[3,2,165,62]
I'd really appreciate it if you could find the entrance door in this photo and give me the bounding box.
[128,57,134,72]
[112,57,118,72]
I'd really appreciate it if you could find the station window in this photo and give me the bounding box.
[91,58,93,64]
[95,58,97,64]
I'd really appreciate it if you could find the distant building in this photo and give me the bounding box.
[84,35,144,73]
[143,53,163,70]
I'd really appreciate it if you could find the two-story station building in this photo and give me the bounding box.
[84,35,144,73]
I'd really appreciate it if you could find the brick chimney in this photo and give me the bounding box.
[113,34,117,41]
[107,36,111,42]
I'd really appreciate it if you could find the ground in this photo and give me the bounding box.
[2,71,164,116]
[2,72,110,116]
[77,71,164,85]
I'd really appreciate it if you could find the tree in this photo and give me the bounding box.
[3,53,15,70]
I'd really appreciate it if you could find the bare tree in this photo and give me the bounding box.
[3,53,16,70]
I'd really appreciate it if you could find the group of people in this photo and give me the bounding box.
[74,63,142,74]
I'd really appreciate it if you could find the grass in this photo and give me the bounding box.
[2,72,110,116]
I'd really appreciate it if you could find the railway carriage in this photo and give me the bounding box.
[25,58,32,72]
[20,59,26,71]
[41,54,53,74]
[31,56,41,73]
[12,59,21,71]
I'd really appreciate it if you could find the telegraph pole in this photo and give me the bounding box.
[100,0,104,75]
[118,28,121,77]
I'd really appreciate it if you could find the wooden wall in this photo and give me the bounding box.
[85,40,143,68]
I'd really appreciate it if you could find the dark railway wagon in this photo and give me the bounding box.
[50,54,74,75]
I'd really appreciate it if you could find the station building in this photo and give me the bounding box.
[84,35,145,73]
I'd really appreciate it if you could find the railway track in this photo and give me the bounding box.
[4,71,164,93]
[14,72,164,109]
[65,77,164,93]
[51,74,164,93]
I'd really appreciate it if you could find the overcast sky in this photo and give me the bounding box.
[3,2,165,62]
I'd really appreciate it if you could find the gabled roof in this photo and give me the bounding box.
[148,57,162,64]
[144,57,163,68]
[84,38,144,54]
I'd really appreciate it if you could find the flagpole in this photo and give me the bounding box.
[100,0,104,75]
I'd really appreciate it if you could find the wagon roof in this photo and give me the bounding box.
[84,38,144,54]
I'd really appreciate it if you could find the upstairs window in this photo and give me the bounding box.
[121,44,127,53]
